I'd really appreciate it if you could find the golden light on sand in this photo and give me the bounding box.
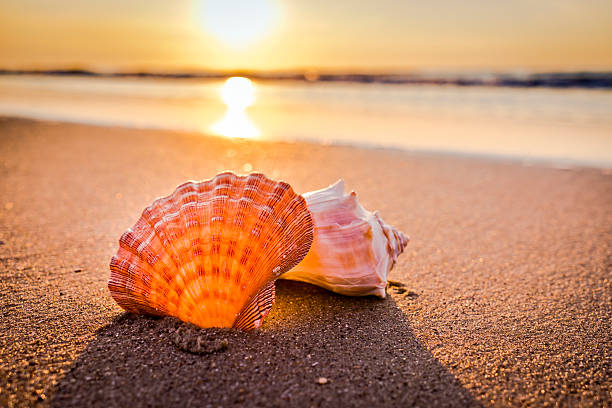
[211,77,260,139]
[197,0,277,47]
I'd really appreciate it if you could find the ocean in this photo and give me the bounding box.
[1,74,611,166]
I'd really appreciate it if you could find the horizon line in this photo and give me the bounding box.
[2,67,612,89]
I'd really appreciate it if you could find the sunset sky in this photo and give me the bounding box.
[1,0,611,72]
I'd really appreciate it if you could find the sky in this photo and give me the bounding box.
[1,0,611,72]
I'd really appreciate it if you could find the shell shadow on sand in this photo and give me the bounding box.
[50,280,481,407]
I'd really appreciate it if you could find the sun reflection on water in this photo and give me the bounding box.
[211,77,260,139]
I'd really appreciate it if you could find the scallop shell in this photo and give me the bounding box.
[281,180,408,298]
[108,172,314,330]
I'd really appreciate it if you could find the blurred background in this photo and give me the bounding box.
[1,0,611,165]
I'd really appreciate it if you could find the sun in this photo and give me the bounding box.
[196,0,278,47]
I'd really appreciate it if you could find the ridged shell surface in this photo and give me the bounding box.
[109,172,314,330]
[281,180,408,297]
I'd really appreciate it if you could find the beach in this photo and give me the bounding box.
[0,117,610,406]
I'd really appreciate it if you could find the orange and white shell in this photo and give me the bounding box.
[281,180,408,298]
[108,172,313,330]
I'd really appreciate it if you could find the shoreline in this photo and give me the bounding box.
[1,117,610,406]
[2,114,610,170]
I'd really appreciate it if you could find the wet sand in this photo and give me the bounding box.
[0,117,610,407]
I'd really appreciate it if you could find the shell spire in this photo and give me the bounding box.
[281,180,408,298]
[108,172,314,330]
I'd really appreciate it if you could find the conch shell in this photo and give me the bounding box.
[281,180,408,298]
[108,172,314,330]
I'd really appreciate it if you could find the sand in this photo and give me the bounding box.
[0,117,610,407]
